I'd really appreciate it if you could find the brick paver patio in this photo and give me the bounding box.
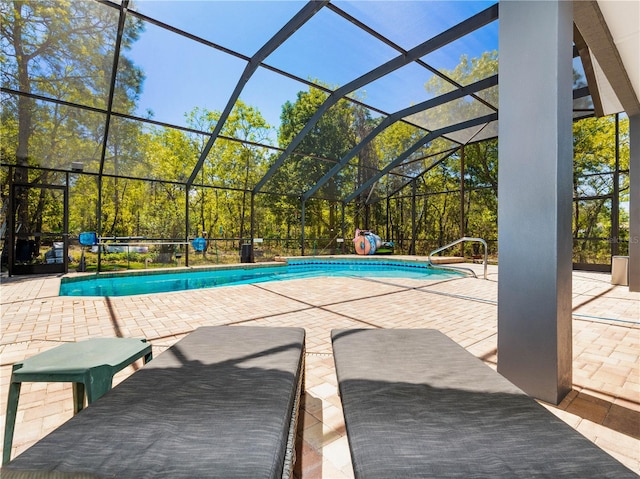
[1,262,638,477]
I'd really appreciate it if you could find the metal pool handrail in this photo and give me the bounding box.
[428,237,488,280]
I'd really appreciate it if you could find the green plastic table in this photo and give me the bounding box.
[3,337,152,464]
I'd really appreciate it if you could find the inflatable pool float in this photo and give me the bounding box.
[353,229,394,255]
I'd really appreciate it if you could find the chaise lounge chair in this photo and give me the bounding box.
[2,326,305,479]
[332,328,638,479]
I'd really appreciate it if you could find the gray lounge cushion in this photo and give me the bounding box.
[4,326,305,479]
[0,472,111,479]
[332,328,638,479]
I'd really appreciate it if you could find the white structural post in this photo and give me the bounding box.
[629,115,640,292]
[497,0,573,404]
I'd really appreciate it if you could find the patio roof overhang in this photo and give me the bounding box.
[573,0,640,117]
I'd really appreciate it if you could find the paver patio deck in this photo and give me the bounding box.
[1,261,638,477]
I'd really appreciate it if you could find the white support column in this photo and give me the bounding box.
[497,0,573,404]
[629,114,640,292]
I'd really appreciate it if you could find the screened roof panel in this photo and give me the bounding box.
[354,63,455,115]
[389,161,431,181]
[574,96,595,120]
[1,1,119,110]
[376,122,428,153]
[14,100,106,173]
[441,119,497,145]
[424,139,460,159]
[474,85,499,109]
[260,146,344,197]
[383,144,435,175]
[4,0,629,207]
[387,139,459,179]
[420,25,498,88]
[333,1,496,51]
[264,7,399,89]
[200,138,272,190]
[129,1,304,57]
[115,18,247,128]
[218,98,274,147]
[239,67,313,142]
[405,97,496,133]
[385,148,459,194]
[103,119,202,183]
[459,119,498,144]
[303,158,380,201]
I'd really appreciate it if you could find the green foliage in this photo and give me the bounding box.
[419,51,498,130]
[190,101,272,240]
[267,83,360,242]
[1,7,628,269]
[276,84,356,195]
[572,115,629,263]
[2,0,144,240]
[381,51,500,254]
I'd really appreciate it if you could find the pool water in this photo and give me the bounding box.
[59,260,463,297]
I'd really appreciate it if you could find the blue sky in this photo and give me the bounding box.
[122,1,498,137]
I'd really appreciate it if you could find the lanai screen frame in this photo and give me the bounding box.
[1,0,627,273]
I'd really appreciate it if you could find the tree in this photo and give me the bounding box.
[351,103,379,229]
[2,0,143,249]
[275,84,356,247]
[404,51,499,252]
[421,51,498,131]
[131,102,272,247]
[572,115,629,262]
[212,101,271,242]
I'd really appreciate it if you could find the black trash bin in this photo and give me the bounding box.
[240,243,254,263]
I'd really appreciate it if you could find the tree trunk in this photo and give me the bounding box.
[13,2,32,232]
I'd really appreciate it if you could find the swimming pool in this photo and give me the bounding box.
[59,259,464,297]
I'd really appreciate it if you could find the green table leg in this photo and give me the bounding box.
[85,365,113,405]
[73,352,152,411]
[3,380,22,465]
[72,383,86,414]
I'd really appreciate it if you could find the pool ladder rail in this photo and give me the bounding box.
[428,237,488,280]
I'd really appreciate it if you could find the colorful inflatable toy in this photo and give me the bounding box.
[353,229,394,255]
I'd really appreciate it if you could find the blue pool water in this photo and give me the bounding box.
[59,260,463,297]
